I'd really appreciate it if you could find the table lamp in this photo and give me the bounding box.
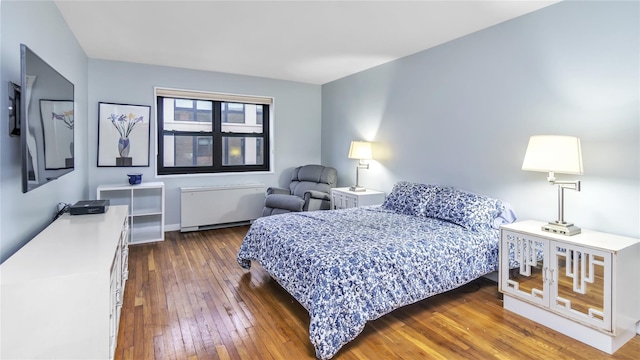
[522,135,583,235]
[348,141,372,192]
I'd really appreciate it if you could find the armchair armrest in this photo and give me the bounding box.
[304,190,331,201]
[264,194,305,212]
[303,190,332,212]
[266,187,290,196]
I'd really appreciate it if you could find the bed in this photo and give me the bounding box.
[237,181,517,359]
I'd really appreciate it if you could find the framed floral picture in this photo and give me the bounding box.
[97,102,150,167]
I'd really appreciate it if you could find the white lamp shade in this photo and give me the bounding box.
[348,141,372,160]
[522,135,583,174]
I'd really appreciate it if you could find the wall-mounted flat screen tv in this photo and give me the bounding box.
[20,44,75,193]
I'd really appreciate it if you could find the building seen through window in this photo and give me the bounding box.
[156,89,270,174]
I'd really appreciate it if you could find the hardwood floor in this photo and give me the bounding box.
[115,226,640,359]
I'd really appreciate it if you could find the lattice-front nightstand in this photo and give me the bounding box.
[330,187,385,210]
[499,220,640,354]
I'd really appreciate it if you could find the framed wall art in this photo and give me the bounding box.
[98,102,150,167]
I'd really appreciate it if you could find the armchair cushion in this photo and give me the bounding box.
[289,165,337,198]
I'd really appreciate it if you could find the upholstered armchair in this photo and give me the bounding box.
[263,164,338,216]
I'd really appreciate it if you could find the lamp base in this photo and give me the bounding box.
[541,221,581,236]
[349,186,366,192]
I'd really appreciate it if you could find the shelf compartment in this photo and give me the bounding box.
[97,182,164,245]
[130,215,163,244]
[99,189,131,208]
[131,187,163,215]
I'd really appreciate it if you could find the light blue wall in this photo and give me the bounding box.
[88,60,321,229]
[0,0,320,260]
[321,1,639,238]
[0,0,89,262]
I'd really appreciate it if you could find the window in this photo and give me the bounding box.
[156,88,271,174]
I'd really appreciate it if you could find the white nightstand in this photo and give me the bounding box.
[330,187,385,210]
[499,220,640,354]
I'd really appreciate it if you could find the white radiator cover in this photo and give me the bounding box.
[180,184,265,232]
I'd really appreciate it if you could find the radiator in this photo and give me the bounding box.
[180,184,265,232]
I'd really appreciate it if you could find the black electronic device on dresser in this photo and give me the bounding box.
[69,200,109,215]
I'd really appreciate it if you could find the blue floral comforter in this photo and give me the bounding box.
[237,205,501,359]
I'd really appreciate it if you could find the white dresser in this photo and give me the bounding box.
[1,205,129,359]
[499,220,640,354]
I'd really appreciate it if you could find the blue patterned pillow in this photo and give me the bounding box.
[421,186,503,231]
[381,181,437,216]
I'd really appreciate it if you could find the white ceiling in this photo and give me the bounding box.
[54,0,558,85]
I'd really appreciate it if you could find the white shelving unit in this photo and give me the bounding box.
[98,181,165,244]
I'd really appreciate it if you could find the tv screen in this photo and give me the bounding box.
[20,44,75,193]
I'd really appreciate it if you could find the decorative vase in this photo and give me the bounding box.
[118,137,130,158]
